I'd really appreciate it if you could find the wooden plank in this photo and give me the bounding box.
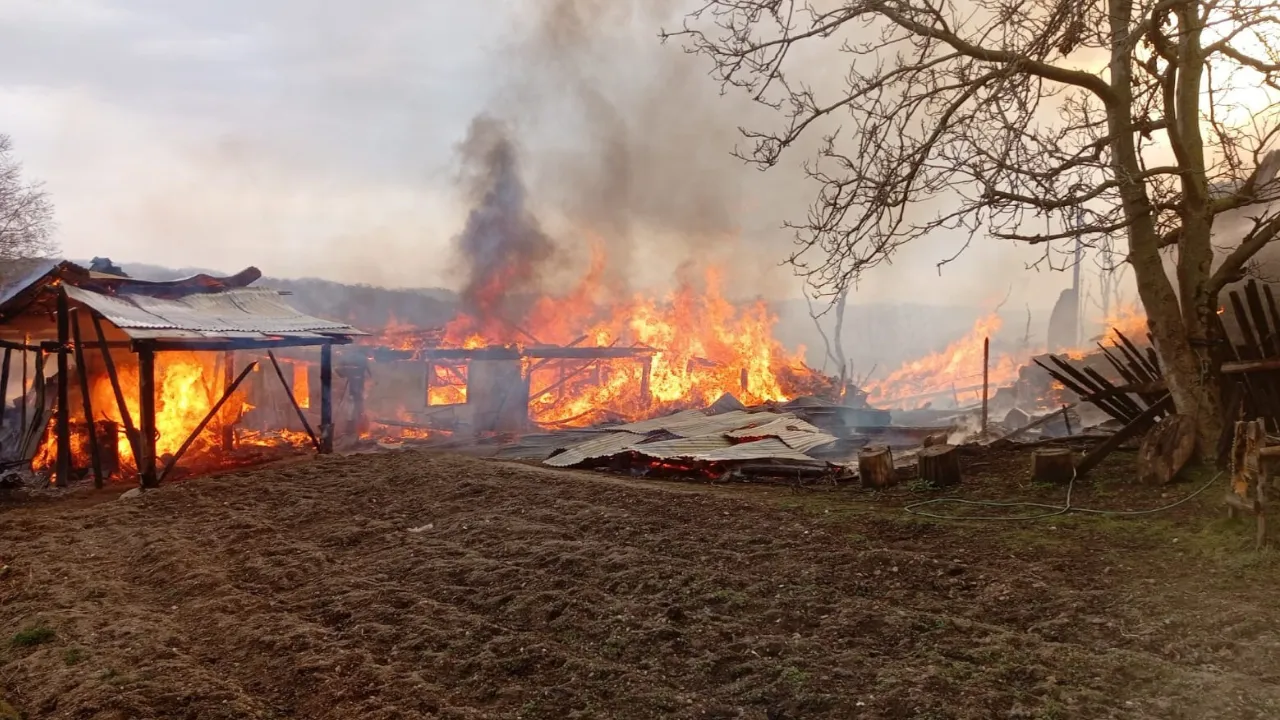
[266,351,320,451]
[91,314,141,468]
[159,362,258,483]
[1075,394,1173,477]
[69,311,103,488]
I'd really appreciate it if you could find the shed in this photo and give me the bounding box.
[0,261,364,487]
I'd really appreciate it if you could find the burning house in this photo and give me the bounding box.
[0,261,363,488]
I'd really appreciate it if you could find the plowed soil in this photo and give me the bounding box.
[3,448,1280,719]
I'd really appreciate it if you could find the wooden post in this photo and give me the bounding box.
[320,344,333,454]
[740,367,749,393]
[137,344,158,488]
[980,336,989,436]
[0,347,10,433]
[424,359,433,407]
[917,444,962,488]
[640,357,652,407]
[69,312,104,488]
[20,344,28,440]
[1031,447,1075,485]
[222,350,235,453]
[1061,404,1073,435]
[55,290,72,487]
[858,444,896,489]
[91,315,140,466]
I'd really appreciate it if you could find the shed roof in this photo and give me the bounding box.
[0,260,363,346]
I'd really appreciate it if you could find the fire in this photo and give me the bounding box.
[293,363,310,409]
[362,246,828,426]
[1098,303,1148,339]
[864,313,1022,409]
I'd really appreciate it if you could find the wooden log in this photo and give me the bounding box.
[858,444,895,489]
[1136,414,1197,485]
[1228,419,1267,548]
[1031,447,1075,485]
[266,350,320,451]
[917,444,962,488]
[159,362,257,483]
[91,314,140,466]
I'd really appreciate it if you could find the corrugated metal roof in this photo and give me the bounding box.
[629,434,733,458]
[633,436,816,463]
[544,432,647,467]
[64,286,362,339]
[725,416,837,453]
[612,409,789,438]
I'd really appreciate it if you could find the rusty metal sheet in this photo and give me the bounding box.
[64,286,363,338]
[725,416,837,453]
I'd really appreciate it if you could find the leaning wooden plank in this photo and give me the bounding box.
[1075,394,1173,478]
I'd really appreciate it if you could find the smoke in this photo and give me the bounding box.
[444,0,810,307]
[451,116,556,326]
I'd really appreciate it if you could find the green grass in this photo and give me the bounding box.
[62,646,88,666]
[10,626,55,648]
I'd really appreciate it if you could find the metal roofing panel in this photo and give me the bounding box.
[65,286,362,338]
[724,416,837,453]
[628,434,733,458]
[631,436,815,463]
[544,432,648,467]
[611,409,790,438]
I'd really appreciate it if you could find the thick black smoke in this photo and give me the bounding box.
[451,115,555,326]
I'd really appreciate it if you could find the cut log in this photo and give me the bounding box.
[1137,413,1197,485]
[917,444,962,488]
[1031,447,1075,485]
[858,444,895,489]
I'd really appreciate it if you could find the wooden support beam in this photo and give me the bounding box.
[320,344,333,454]
[69,311,103,488]
[266,351,320,451]
[91,314,140,468]
[54,290,71,487]
[19,345,27,441]
[159,362,257,483]
[138,344,158,488]
[0,348,10,434]
[137,337,353,353]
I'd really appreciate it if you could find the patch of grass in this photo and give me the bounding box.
[10,625,55,648]
[710,589,748,607]
[779,665,809,688]
[63,646,88,665]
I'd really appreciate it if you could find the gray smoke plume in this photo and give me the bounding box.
[447,0,808,301]
[451,115,555,329]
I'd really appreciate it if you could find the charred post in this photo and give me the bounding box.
[0,347,10,434]
[137,344,158,488]
[92,314,140,465]
[1031,448,1075,485]
[1137,414,1197,485]
[69,311,104,488]
[980,336,989,434]
[55,289,71,486]
[917,444,962,488]
[858,444,896,489]
[424,359,433,406]
[222,350,235,453]
[20,345,28,440]
[320,344,333,454]
[640,357,653,407]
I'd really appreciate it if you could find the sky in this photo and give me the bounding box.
[0,0,1085,311]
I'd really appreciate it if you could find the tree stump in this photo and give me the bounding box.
[1137,413,1197,485]
[917,444,961,488]
[1031,447,1075,485]
[858,444,895,489]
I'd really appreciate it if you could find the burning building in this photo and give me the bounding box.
[0,261,363,488]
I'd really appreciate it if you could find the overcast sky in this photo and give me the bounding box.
[0,0,1083,311]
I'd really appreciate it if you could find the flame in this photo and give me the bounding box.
[1099,303,1148,340]
[358,244,833,426]
[864,313,1022,408]
[293,363,310,409]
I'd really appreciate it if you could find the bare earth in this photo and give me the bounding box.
[3,447,1280,719]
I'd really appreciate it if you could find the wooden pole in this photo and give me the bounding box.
[222,350,235,453]
[159,362,257,483]
[69,312,104,488]
[640,356,653,407]
[0,348,10,434]
[266,350,320,451]
[55,289,72,486]
[137,344,158,488]
[20,344,28,441]
[424,359,433,407]
[980,336,990,437]
[91,314,140,467]
[320,344,333,454]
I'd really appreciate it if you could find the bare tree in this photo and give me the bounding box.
[0,134,55,276]
[664,0,1280,457]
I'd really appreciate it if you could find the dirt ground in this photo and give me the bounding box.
[3,445,1280,719]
